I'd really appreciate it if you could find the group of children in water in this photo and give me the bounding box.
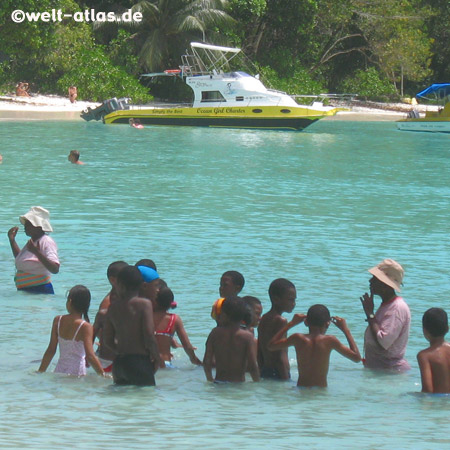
[38,261,450,393]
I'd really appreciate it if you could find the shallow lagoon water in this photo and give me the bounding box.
[0,119,449,448]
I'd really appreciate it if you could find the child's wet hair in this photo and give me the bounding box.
[156,287,175,310]
[69,150,80,161]
[222,296,247,322]
[68,285,91,322]
[222,270,245,289]
[107,260,128,279]
[268,278,295,302]
[135,258,157,271]
[117,265,143,291]
[423,307,449,337]
[307,304,331,327]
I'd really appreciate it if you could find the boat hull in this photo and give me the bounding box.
[103,106,337,131]
[397,119,450,133]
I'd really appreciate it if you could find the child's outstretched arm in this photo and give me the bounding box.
[330,316,361,362]
[38,316,59,372]
[247,337,260,382]
[175,316,202,365]
[81,323,106,376]
[268,313,306,351]
[417,351,433,393]
[203,332,215,381]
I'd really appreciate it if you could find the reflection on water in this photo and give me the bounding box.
[0,121,449,448]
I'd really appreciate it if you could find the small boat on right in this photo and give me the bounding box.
[397,83,450,133]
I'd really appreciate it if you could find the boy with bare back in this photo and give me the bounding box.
[269,304,361,387]
[257,278,296,380]
[93,261,128,371]
[204,296,259,382]
[103,265,161,385]
[417,308,450,393]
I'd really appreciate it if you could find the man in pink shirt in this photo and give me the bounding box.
[360,259,410,371]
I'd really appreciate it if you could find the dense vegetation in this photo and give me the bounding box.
[0,0,448,102]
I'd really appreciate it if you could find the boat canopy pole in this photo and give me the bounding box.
[190,42,241,53]
[190,42,242,75]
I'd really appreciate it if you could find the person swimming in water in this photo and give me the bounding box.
[129,118,144,129]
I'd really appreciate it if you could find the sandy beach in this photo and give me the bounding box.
[0,93,438,121]
[0,94,99,121]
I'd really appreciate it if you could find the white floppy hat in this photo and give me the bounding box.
[19,206,53,232]
[368,259,404,292]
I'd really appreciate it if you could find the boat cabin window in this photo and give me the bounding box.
[235,96,244,101]
[201,91,226,102]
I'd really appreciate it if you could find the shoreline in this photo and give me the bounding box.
[0,94,438,122]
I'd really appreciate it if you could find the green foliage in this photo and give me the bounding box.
[101,0,236,72]
[229,0,266,20]
[0,0,56,57]
[55,46,153,102]
[421,0,450,82]
[259,65,325,95]
[107,30,141,77]
[352,0,432,89]
[8,2,152,102]
[0,0,446,103]
[339,67,398,101]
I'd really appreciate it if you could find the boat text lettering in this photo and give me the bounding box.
[196,108,246,115]
[151,109,184,115]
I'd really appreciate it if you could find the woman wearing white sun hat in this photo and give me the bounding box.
[7,206,60,294]
[360,259,411,371]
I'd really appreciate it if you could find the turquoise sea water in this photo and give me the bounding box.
[0,119,449,449]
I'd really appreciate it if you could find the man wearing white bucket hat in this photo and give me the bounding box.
[7,206,60,294]
[360,259,411,371]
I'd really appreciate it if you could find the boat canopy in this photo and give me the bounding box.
[416,83,450,99]
[190,42,241,54]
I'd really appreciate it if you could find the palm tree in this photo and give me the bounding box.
[120,0,235,71]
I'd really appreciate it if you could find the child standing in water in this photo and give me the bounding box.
[38,285,105,377]
[269,304,361,387]
[153,287,202,368]
[257,278,296,380]
[417,308,450,393]
[204,296,260,382]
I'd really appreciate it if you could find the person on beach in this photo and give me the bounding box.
[417,308,450,393]
[360,259,410,371]
[153,287,202,368]
[257,278,296,380]
[16,82,30,97]
[204,296,260,382]
[38,285,105,377]
[103,265,161,386]
[93,260,128,371]
[68,150,84,165]
[211,271,245,323]
[68,86,77,103]
[268,305,361,387]
[8,206,60,294]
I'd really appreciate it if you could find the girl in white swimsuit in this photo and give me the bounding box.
[38,285,106,377]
